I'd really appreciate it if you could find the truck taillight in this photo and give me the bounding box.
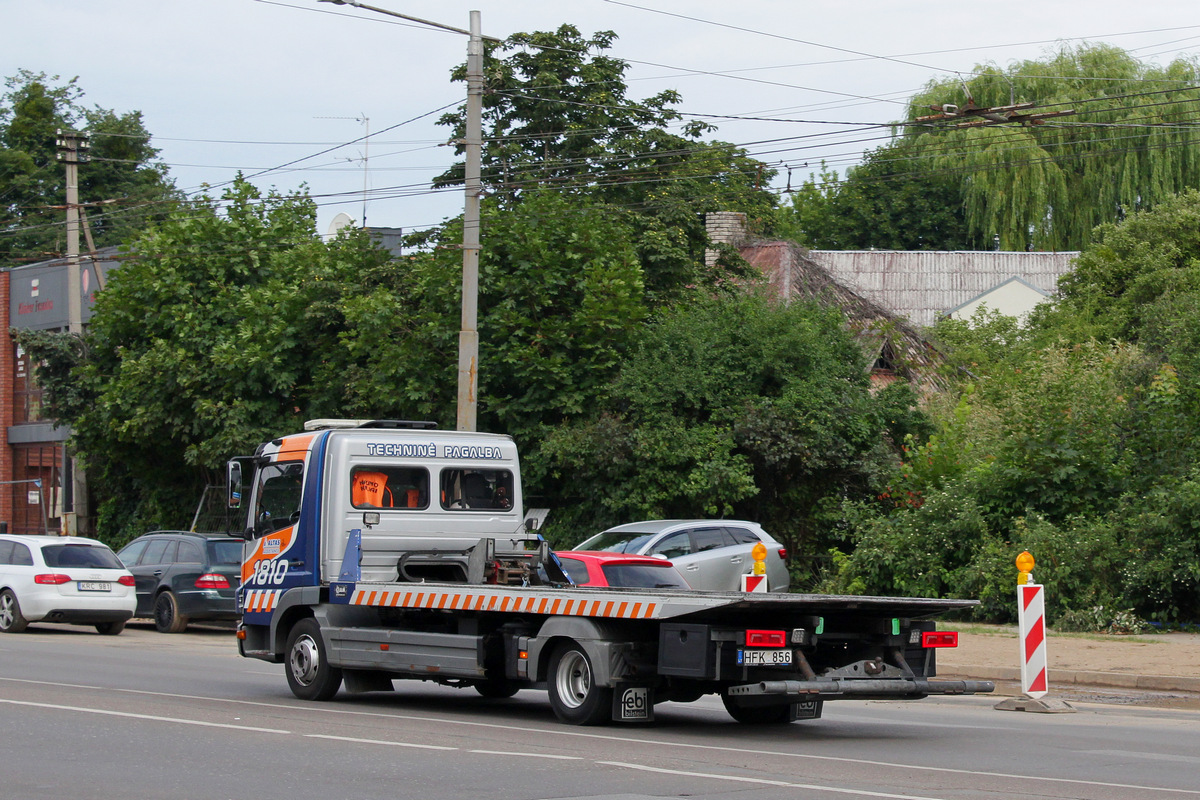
[118,575,136,587]
[35,573,71,585]
[922,631,958,648]
[195,573,231,589]
[745,629,787,647]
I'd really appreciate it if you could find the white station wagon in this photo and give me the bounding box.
[0,534,137,635]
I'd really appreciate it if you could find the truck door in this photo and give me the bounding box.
[240,460,316,619]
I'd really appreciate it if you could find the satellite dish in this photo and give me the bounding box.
[327,212,355,237]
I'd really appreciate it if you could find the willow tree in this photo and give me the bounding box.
[903,44,1200,250]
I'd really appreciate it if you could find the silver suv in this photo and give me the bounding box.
[573,520,790,592]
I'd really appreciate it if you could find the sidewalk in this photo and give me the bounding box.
[937,626,1200,695]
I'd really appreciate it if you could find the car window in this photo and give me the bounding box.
[725,527,761,545]
[162,541,180,564]
[178,540,204,563]
[350,466,430,510]
[575,531,657,554]
[601,563,690,589]
[439,469,514,511]
[10,543,33,567]
[691,527,731,553]
[208,540,243,566]
[118,539,148,567]
[556,557,590,585]
[650,531,692,558]
[142,539,169,565]
[41,544,124,570]
[0,541,11,564]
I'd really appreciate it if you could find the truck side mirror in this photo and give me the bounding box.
[227,461,243,509]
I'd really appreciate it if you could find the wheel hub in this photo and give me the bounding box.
[290,634,321,686]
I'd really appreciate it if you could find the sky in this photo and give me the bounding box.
[4,0,1199,237]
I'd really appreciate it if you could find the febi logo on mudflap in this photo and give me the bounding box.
[615,686,652,722]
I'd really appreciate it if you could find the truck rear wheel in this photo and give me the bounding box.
[721,695,794,724]
[285,618,343,701]
[547,643,611,725]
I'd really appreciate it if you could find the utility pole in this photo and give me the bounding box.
[456,10,483,432]
[318,1,497,431]
[55,129,91,535]
[56,130,90,334]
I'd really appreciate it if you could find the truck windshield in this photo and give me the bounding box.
[254,461,304,536]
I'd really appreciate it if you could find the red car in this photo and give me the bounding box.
[554,551,692,589]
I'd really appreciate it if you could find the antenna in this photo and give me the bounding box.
[316,114,371,226]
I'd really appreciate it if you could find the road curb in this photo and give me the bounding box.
[945,665,1200,694]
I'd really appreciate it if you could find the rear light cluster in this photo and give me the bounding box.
[195,573,231,589]
[118,576,136,587]
[777,548,787,559]
[745,629,788,647]
[922,631,959,648]
[34,573,71,585]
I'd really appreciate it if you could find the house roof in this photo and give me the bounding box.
[804,250,1079,328]
[739,240,949,391]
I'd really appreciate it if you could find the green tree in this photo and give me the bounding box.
[433,26,777,304]
[904,44,1200,251]
[542,293,927,573]
[0,71,179,262]
[779,142,976,250]
[17,178,403,543]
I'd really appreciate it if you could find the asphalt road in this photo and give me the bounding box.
[2,623,1200,800]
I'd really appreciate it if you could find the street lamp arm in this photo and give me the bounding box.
[317,0,501,41]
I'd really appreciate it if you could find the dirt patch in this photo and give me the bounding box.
[941,626,1200,677]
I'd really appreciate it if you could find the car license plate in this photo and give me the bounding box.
[738,648,793,666]
[77,582,111,592]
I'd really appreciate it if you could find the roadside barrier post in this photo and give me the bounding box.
[740,542,768,592]
[995,550,1075,713]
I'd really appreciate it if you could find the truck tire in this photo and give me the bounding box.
[721,694,793,724]
[285,618,343,701]
[547,643,611,725]
[474,678,520,699]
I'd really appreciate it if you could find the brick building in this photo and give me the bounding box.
[0,249,116,535]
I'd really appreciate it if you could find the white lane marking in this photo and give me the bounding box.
[470,750,583,760]
[1086,750,1200,765]
[4,677,1199,796]
[600,761,944,799]
[305,734,455,751]
[0,698,289,734]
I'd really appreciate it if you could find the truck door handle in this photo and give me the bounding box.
[289,559,305,568]
[686,564,698,571]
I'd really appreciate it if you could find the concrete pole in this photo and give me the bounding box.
[56,130,90,535]
[456,10,483,432]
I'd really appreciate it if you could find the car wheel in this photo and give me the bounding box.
[154,591,189,633]
[721,694,794,724]
[547,643,612,725]
[285,618,342,701]
[0,589,29,633]
[95,620,126,635]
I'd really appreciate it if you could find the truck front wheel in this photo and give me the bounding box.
[547,643,611,725]
[285,618,343,701]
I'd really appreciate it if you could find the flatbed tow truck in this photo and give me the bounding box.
[231,420,993,725]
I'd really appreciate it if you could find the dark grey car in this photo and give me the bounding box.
[117,531,242,633]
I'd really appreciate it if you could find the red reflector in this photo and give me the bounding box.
[745,629,787,647]
[195,573,231,589]
[118,575,136,587]
[777,548,787,559]
[922,631,959,648]
[35,573,71,585]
